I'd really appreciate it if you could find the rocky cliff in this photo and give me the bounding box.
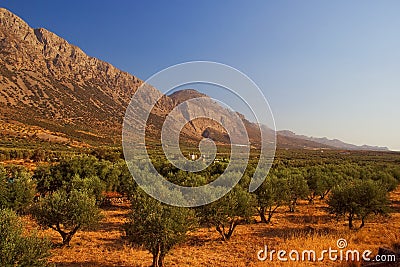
[0,8,147,144]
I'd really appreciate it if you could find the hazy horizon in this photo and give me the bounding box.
[2,1,399,150]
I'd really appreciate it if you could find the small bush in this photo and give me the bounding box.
[0,208,50,267]
[0,165,36,214]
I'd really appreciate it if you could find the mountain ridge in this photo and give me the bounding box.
[278,130,389,151]
[0,8,390,151]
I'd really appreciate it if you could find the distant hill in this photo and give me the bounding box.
[278,130,389,151]
[0,8,389,151]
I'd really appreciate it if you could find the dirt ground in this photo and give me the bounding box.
[23,186,400,267]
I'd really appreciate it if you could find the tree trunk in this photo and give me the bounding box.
[259,206,267,223]
[216,221,238,241]
[62,232,74,247]
[158,255,164,267]
[308,192,316,204]
[225,220,238,240]
[320,189,330,200]
[360,217,365,229]
[267,206,275,223]
[289,199,296,212]
[59,231,67,246]
[56,224,80,247]
[348,214,354,229]
[216,224,227,241]
[152,244,162,267]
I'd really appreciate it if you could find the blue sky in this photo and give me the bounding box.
[2,1,400,150]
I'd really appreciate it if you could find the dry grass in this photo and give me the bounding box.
[23,186,400,267]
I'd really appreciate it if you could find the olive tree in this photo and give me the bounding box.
[32,189,102,246]
[33,156,105,200]
[197,185,256,241]
[255,174,290,223]
[125,189,196,267]
[0,166,9,209]
[305,166,338,203]
[327,179,390,229]
[285,169,309,212]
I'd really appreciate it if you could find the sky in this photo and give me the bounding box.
[2,1,400,150]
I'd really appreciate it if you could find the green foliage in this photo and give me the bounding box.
[33,156,136,201]
[125,189,196,267]
[197,185,256,241]
[117,160,137,197]
[32,189,102,246]
[0,166,7,208]
[0,146,78,162]
[390,166,400,181]
[255,172,290,223]
[33,156,97,195]
[369,170,398,192]
[305,165,339,202]
[0,165,35,214]
[90,147,122,162]
[31,148,46,162]
[69,174,105,203]
[33,156,110,202]
[96,160,119,192]
[327,179,390,229]
[0,208,50,267]
[282,168,309,212]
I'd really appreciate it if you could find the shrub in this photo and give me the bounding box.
[0,165,35,214]
[0,208,50,267]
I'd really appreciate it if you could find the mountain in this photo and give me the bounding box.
[278,130,389,151]
[0,7,252,147]
[0,8,144,144]
[0,7,270,149]
[0,8,389,151]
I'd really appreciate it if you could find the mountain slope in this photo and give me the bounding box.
[0,8,271,148]
[0,8,389,151]
[0,8,144,144]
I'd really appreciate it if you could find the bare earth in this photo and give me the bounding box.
[23,186,400,267]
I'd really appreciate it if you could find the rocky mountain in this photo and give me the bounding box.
[0,7,249,147]
[0,8,389,151]
[0,7,158,144]
[0,7,271,149]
